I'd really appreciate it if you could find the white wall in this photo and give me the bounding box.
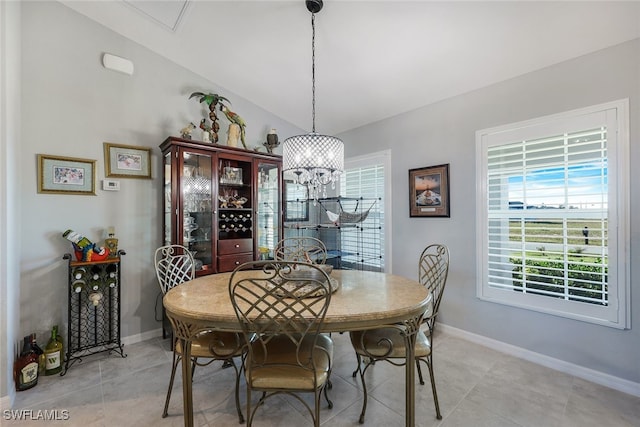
[0,0,22,407]
[338,39,640,385]
[11,0,302,376]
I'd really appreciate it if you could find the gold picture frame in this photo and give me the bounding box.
[104,142,152,179]
[409,163,450,217]
[37,154,96,195]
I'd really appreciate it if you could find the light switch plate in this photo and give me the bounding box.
[102,180,120,191]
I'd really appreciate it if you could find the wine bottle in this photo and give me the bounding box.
[62,229,93,251]
[55,325,64,350]
[105,264,117,288]
[14,335,39,391]
[71,278,86,293]
[89,265,101,291]
[73,267,86,281]
[44,326,63,375]
[105,264,117,278]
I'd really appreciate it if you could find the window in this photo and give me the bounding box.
[476,100,629,328]
[341,150,392,272]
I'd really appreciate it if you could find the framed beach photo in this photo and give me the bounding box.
[104,142,152,178]
[37,154,96,195]
[409,163,450,217]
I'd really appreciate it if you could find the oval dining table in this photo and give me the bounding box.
[163,269,432,427]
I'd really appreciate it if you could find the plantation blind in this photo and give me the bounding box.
[486,128,608,304]
[476,100,629,328]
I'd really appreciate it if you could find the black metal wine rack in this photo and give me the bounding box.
[62,251,127,375]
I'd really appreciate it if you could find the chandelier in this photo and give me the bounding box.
[282,0,344,200]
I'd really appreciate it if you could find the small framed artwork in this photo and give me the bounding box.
[409,163,450,217]
[37,154,96,195]
[104,142,152,179]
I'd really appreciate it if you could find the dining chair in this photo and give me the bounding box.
[274,236,328,264]
[229,260,334,427]
[154,244,246,422]
[350,243,450,422]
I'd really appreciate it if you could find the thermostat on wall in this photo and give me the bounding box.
[102,180,120,191]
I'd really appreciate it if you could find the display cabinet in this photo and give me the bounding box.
[160,136,282,275]
[62,251,127,375]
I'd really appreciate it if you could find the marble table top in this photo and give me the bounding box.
[164,269,431,333]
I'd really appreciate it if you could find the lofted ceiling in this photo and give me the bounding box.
[59,1,640,135]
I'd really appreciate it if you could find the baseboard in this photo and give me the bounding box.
[121,328,163,346]
[438,323,640,398]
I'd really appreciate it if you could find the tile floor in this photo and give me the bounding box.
[6,330,640,426]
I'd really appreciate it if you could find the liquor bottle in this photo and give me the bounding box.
[44,326,63,375]
[104,226,118,258]
[32,334,45,375]
[14,335,39,391]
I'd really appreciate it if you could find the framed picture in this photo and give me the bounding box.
[409,163,450,217]
[37,154,96,195]
[284,180,309,222]
[103,142,152,178]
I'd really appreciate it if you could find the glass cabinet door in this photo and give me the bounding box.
[163,152,172,246]
[181,150,213,273]
[256,160,281,260]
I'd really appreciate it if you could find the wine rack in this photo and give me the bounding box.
[62,251,127,375]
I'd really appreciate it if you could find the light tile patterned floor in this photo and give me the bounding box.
[6,330,640,426]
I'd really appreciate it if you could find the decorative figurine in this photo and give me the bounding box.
[218,195,232,208]
[220,105,247,149]
[263,128,279,153]
[226,123,241,147]
[199,118,212,142]
[180,122,196,139]
[231,196,248,208]
[189,92,230,143]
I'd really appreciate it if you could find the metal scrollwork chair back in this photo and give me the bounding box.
[419,243,450,336]
[154,244,246,422]
[154,244,195,295]
[274,236,328,265]
[350,243,450,423]
[229,260,334,427]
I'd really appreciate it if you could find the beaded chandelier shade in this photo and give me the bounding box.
[283,0,344,200]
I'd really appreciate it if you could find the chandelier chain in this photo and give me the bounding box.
[281,1,344,201]
[311,13,316,133]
